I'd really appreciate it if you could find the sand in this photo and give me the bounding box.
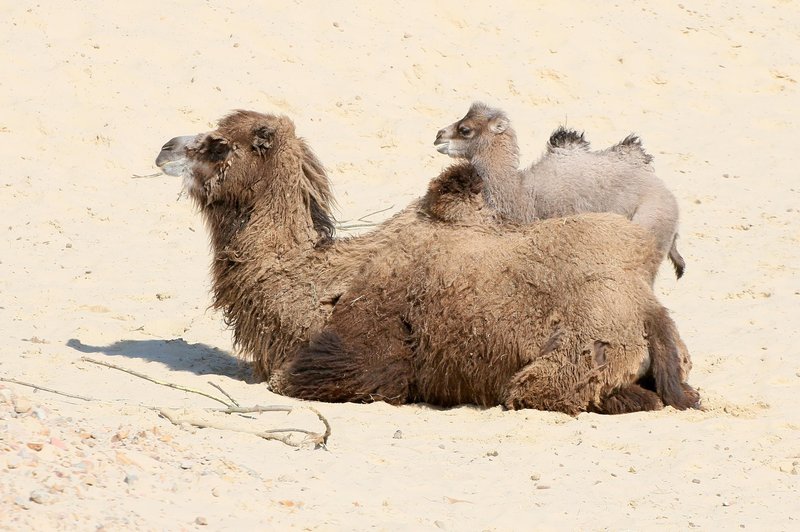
[1,1,799,529]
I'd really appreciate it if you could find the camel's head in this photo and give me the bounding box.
[422,163,495,224]
[155,110,335,240]
[434,102,511,159]
[156,110,299,207]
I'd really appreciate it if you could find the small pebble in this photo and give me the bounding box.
[393,430,402,439]
[180,461,194,470]
[486,450,498,457]
[13,397,32,414]
[29,489,50,504]
[124,472,138,485]
[14,496,31,510]
[536,484,551,490]
[32,408,47,420]
[692,478,701,484]
[195,516,208,526]
[211,487,222,498]
[530,473,541,481]
[0,389,13,404]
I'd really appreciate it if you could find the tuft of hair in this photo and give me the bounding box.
[298,138,337,242]
[435,162,483,196]
[468,101,507,121]
[669,237,685,279]
[547,127,590,152]
[284,331,412,404]
[611,133,654,165]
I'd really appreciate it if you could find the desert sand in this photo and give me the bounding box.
[1,1,799,529]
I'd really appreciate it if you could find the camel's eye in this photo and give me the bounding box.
[458,125,473,137]
[207,138,230,162]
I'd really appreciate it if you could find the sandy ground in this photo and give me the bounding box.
[2,1,799,529]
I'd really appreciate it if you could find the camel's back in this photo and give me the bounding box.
[425,213,658,283]
[525,148,664,220]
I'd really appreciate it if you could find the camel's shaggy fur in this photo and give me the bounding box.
[434,102,686,279]
[155,110,697,414]
[155,110,421,388]
[284,163,699,414]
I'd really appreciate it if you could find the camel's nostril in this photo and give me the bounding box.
[435,129,445,143]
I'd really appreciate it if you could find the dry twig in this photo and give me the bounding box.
[80,356,231,407]
[7,364,331,448]
[158,407,330,448]
[208,381,240,407]
[0,377,92,401]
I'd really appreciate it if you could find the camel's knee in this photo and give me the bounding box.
[593,384,664,415]
[503,359,588,416]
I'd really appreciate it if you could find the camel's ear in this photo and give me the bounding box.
[252,125,275,154]
[488,115,509,134]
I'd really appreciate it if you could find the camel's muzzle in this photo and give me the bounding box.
[156,135,195,176]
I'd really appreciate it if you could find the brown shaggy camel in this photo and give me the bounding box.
[434,102,686,279]
[284,162,699,414]
[155,110,697,414]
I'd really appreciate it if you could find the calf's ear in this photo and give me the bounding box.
[488,115,509,134]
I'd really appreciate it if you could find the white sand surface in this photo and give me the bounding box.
[1,1,798,529]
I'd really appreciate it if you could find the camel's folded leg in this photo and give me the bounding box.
[502,342,600,415]
[592,383,664,414]
[502,336,661,416]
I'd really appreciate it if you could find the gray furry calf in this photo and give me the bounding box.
[434,102,685,278]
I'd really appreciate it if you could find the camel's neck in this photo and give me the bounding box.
[471,130,523,219]
[201,195,330,382]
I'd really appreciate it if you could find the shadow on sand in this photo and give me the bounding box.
[66,338,252,381]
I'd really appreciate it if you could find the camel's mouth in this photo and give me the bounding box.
[434,140,451,155]
[435,139,466,158]
[157,160,190,177]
